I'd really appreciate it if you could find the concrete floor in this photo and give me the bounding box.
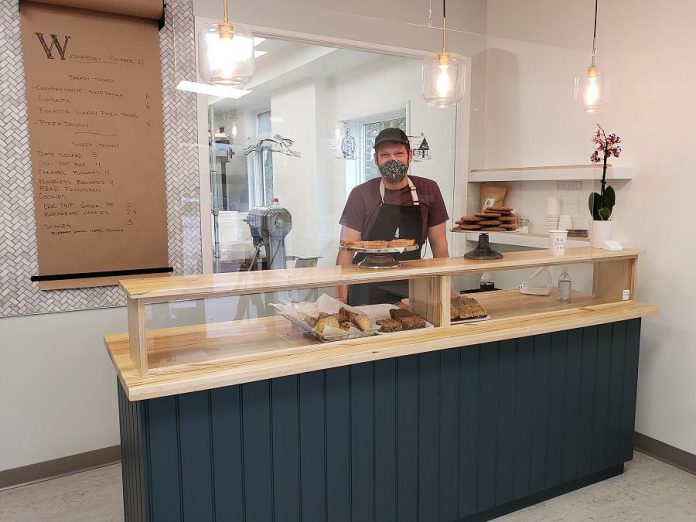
[0,451,694,521]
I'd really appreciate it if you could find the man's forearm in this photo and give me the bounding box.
[432,240,449,258]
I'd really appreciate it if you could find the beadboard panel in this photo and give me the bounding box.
[119,319,641,521]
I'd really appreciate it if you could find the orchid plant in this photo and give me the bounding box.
[588,124,622,221]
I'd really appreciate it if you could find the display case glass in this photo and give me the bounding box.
[106,247,641,379]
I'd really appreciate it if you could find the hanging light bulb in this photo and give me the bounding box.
[422,0,465,107]
[573,0,610,112]
[197,0,254,86]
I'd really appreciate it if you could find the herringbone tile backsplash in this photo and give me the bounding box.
[0,0,201,317]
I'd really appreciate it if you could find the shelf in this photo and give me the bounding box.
[121,248,641,303]
[464,231,590,249]
[468,164,633,182]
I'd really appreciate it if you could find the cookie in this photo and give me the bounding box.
[460,224,482,230]
[478,219,502,226]
[458,215,482,222]
[476,212,500,218]
[499,216,517,223]
[501,224,519,230]
[486,206,513,212]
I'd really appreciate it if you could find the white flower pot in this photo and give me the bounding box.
[591,220,614,248]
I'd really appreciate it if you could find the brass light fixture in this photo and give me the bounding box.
[197,0,254,86]
[422,0,465,107]
[573,0,610,112]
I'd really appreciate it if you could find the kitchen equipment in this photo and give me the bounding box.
[245,204,292,270]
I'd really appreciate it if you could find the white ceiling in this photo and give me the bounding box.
[211,39,417,113]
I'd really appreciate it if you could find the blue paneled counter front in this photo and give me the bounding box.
[118,320,642,522]
[106,249,657,521]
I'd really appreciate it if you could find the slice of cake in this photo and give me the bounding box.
[451,295,488,320]
[313,314,342,334]
[339,307,371,331]
[389,308,414,320]
[397,314,427,330]
[376,318,402,333]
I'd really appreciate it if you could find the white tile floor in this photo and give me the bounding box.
[0,451,694,521]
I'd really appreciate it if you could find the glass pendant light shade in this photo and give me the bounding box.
[198,21,254,86]
[573,65,611,113]
[422,51,465,108]
[574,0,610,113]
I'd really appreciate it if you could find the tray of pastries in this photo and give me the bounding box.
[359,304,433,334]
[339,239,419,253]
[271,294,379,342]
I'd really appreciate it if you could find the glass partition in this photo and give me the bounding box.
[199,38,459,277]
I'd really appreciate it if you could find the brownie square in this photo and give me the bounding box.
[376,318,402,333]
[397,314,427,330]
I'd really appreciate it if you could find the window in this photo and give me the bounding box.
[248,110,274,207]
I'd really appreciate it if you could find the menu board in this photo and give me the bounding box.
[20,0,169,289]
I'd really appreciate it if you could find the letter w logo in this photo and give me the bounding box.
[35,33,70,60]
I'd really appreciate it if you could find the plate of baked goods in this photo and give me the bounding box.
[400,295,491,324]
[271,294,379,342]
[339,239,420,253]
[450,295,491,324]
[357,303,434,334]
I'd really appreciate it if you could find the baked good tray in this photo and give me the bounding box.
[339,244,420,254]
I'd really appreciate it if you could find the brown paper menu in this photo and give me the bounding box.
[20,0,170,290]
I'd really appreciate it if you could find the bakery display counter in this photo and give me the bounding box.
[108,247,657,522]
[106,247,653,399]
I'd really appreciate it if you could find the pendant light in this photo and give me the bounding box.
[422,0,465,107]
[198,0,254,87]
[573,0,610,112]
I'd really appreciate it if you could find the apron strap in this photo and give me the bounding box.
[379,177,420,206]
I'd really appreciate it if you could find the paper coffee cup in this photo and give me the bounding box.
[548,230,568,255]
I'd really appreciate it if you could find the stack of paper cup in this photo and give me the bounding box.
[548,230,568,255]
[558,214,572,231]
[545,197,560,231]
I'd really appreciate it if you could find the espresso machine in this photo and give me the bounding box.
[245,204,292,270]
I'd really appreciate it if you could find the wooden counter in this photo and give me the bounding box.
[107,298,657,401]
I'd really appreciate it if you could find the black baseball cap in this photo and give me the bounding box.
[373,128,410,150]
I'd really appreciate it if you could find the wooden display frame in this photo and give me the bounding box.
[103,248,657,400]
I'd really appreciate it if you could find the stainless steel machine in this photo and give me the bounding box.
[245,205,292,270]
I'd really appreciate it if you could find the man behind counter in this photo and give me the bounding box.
[336,127,449,305]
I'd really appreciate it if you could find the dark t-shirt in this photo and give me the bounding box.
[339,175,449,243]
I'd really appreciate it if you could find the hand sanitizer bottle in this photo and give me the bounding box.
[558,267,571,303]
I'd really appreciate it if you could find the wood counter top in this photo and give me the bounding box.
[106,298,658,401]
[120,248,641,303]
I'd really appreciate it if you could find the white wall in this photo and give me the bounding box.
[271,80,321,259]
[0,309,124,470]
[481,0,696,455]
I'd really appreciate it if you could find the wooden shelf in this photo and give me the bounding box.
[464,231,590,249]
[468,164,633,182]
[120,248,641,302]
[105,298,658,401]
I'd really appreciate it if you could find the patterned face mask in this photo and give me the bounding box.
[379,159,408,183]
